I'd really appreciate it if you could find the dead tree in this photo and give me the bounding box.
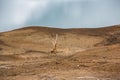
[51,34,58,54]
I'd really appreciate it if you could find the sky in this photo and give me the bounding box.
[0,0,120,32]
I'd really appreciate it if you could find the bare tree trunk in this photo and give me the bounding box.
[51,34,58,54]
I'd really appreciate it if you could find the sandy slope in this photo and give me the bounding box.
[0,25,120,80]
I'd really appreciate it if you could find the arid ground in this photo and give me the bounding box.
[0,25,120,80]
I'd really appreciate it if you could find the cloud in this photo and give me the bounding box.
[0,0,120,32]
[0,0,51,31]
[34,0,120,28]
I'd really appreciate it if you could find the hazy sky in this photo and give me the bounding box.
[0,0,120,32]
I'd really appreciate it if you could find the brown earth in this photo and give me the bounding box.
[0,25,120,80]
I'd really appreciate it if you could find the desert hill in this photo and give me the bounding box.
[0,25,120,80]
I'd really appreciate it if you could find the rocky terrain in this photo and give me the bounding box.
[0,25,120,80]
